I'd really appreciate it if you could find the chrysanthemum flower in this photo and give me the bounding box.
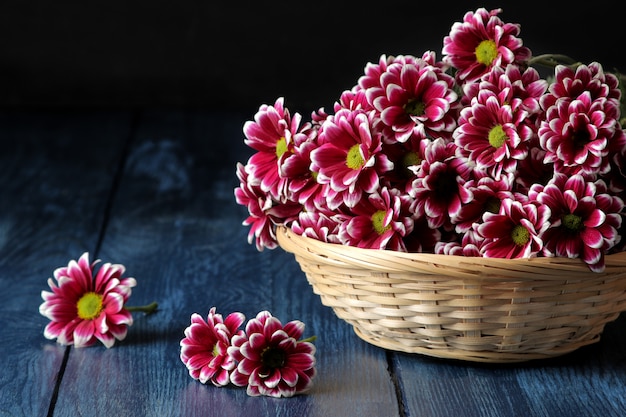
[333,88,373,113]
[338,187,414,251]
[442,8,531,84]
[243,97,311,200]
[409,138,474,230]
[539,62,621,111]
[476,198,551,258]
[39,252,137,348]
[538,91,619,176]
[462,64,548,119]
[435,229,482,256]
[358,54,420,93]
[453,174,514,233]
[365,56,458,143]
[277,123,327,213]
[310,108,393,209]
[454,89,532,179]
[180,307,246,386]
[229,311,316,398]
[533,173,624,272]
[291,211,343,244]
[380,137,430,191]
[234,162,302,251]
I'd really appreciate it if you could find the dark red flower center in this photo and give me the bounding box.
[261,346,286,369]
[432,170,458,202]
[571,127,591,151]
[404,99,426,117]
[484,197,501,214]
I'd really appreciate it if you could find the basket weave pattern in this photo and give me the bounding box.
[277,226,626,362]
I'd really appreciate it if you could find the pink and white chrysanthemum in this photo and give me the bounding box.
[454,89,532,179]
[453,174,514,233]
[476,198,551,258]
[39,252,136,348]
[409,138,474,230]
[180,307,246,386]
[435,229,482,256]
[234,162,302,251]
[229,311,316,398]
[533,173,623,272]
[291,211,343,244]
[338,187,414,251]
[333,88,373,113]
[442,8,531,84]
[462,64,548,119]
[278,124,328,213]
[311,108,393,209]
[366,57,458,143]
[538,91,619,176]
[358,54,420,92]
[380,137,430,192]
[539,62,622,111]
[243,97,311,200]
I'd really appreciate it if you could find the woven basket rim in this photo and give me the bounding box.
[276,226,626,279]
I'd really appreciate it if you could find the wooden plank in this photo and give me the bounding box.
[52,110,400,417]
[393,314,626,417]
[0,110,133,416]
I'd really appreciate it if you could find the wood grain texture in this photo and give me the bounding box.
[393,314,626,417]
[52,110,400,417]
[0,111,133,416]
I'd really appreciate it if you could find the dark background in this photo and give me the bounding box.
[1,1,624,115]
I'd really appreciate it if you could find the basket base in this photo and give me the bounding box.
[351,326,601,363]
[276,226,626,363]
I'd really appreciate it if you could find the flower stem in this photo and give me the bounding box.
[126,301,158,315]
[528,53,582,69]
[300,335,317,343]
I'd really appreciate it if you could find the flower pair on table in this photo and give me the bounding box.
[179,307,317,398]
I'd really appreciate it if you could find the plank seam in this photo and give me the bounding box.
[386,350,408,417]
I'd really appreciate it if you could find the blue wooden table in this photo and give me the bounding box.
[2,109,626,417]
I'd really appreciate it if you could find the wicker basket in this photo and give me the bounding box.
[276,226,626,363]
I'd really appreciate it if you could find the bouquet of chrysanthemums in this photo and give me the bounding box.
[235,7,626,273]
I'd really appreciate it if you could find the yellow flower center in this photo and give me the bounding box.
[511,225,530,246]
[563,213,583,231]
[371,210,392,235]
[212,343,220,357]
[275,137,288,158]
[404,99,426,117]
[475,39,498,66]
[346,144,365,170]
[76,292,104,320]
[488,125,508,148]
